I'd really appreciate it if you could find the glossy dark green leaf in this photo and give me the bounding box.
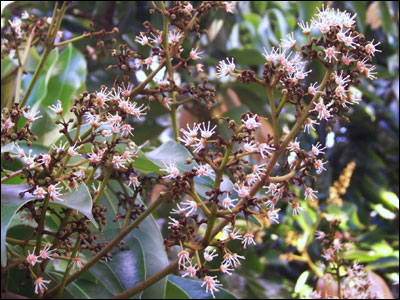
[226,49,265,66]
[165,279,191,299]
[1,184,36,266]
[21,48,59,108]
[1,182,97,267]
[167,275,238,299]
[41,44,87,114]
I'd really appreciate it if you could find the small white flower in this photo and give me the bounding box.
[220,262,234,275]
[177,250,190,269]
[26,248,41,266]
[228,227,242,241]
[305,187,318,201]
[34,277,51,295]
[233,183,250,198]
[135,32,149,46]
[324,46,340,63]
[194,164,215,177]
[311,142,326,156]
[280,32,296,49]
[242,233,256,249]
[182,263,198,278]
[189,47,204,60]
[48,100,63,114]
[303,118,320,134]
[204,247,218,262]
[242,114,261,130]
[221,195,237,211]
[216,57,235,78]
[160,161,180,179]
[181,199,198,216]
[291,202,303,216]
[23,110,42,123]
[265,208,281,224]
[201,276,222,299]
[314,159,328,174]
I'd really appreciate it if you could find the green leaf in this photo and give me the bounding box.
[99,180,168,298]
[370,204,397,220]
[167,275,237,299]
[22,48,59,108]
[226,49,265,66]
[165,279,191,299]
[298,2,323,22]
[1,183,97,267]
[294,271,310,294]
[41,44,87,114]
[1,184,37,266]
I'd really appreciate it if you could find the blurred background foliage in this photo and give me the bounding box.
[1,1,399,299]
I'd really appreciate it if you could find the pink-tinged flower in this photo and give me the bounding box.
[39,243,56,260]
[315,230,325,240]
[112,155,127,169]
[310,100,334,121]
[23,110,42,123]
[287,137,300,152]
[222,252,245,267]
[38,154,51,167]
[183,2,194,14]
[365,39,381,56]
[335,84,347,99]
[194,164,215,177]
[291,202,303,216]
[363,65,377,80]
[34,277,51,295]
[2,117,14,131]
[84,112,101,128]
[135,32,149,46]
[304,118,319,134]
[233,183,250,198]
[48,182,64,202]
[126,102,147,118]
[305,187,318,201]
[171,203,189,216]
[92,182,101,194]
[334,71,351,86]
[228,227,242,241]
[308,82,321,96]
[333,238,342,253]
[168,29,183,44]
[48,100,63,114]
[311,142,326,156]
[280,32,296,49]
[243,141,258,153]
[221,195,237,211]
[182,263,198,278]
[181,199,198,216]
[202,276,222,299]
[242,113,261,130]
[33,186,47,199]
[199,121,216,139]
[167,217,181,229]
[314,159,328,174]
[74,170,85,180]
[223,1,235,14]
[322,248,335,261]
[96,87,110,107]
[220,262,234,275]
[265,198,278,209]
[258,143,275,158]
[150,32,163,44]
[177,250,190,269]
[180,123,199,138]
[67,144,80,157]
[216,57,235,78]
[128,175,140,189]
[189,47,204,60]
[51,141,67,154]
[8,18,22,30]
[324,46,340,63]
[265,183,278,196]
[203,247,218,262]
[121,123,134,137]
[70,255,84,270]
[143,56,154,70]
[26,248,41,266]
[23,149,36,168]
[341,54,354,65]
[242,233,256,249]
[160,161,180,179]
[195,63,204,72]
[298,21,312,34]
[263,47,278,63]
[87,149,102,164]
[120,82,133,98]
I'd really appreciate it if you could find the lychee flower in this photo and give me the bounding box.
[128,175,140,189]
[222,252,245,267]
[194,164,215,177]
[181,199,198,216]
[291,202,303,216]
[33,186,47,199]
[287,137,300,152]
[48,182,64,202]
[160,161,180,179]
[311,142,326,156]
[167,217,181,229]
[304,118,320,134]
[304,187,318,201]
[242,233,256,249]
[221,195,237,211]
[39,243,56,260]
[202,276,222,299]
[314,159,328,174]
[177,250,190,269]
[315,231,325,240]
[298,21,312,34]
[365,39,381,56]
[258,143,275,158]
[135,32,149,46]
[220,262,234,276]
[265,208,281,224]
[48,100,63,114]
[199,121,216,139]
[280,32,296,49]
[308,82,321,96]
[189,47,204,60]
[112,155,127,169]
[34,277,51,295]
[2,117,14,130]
[203,247,218,262]
[67,144,80,157]
[243,141,258,153]
[26,248,41,266]
[228,227,243,241]
[168,29,183,44]
[216,57,235,78]
[182,263,198,278]
[242,113,261,130]
[233,183,250,198]
[324,46,340,63]
[70,255,84,270]
[23,110,42,123]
